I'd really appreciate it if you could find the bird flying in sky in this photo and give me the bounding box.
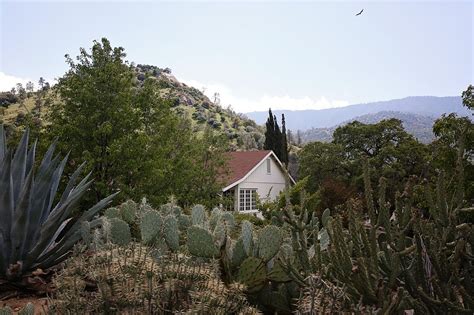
[356,9,364,16]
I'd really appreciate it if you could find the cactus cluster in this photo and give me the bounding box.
[298,158,474,313]
[0,303,35,315]
[100,199,188,254]
[50,242,259,314]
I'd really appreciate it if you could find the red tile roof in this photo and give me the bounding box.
[219,150,272,189]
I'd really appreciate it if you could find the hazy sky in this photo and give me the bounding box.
[1,0,472,113]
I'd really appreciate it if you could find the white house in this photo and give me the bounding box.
[220,150,295,213]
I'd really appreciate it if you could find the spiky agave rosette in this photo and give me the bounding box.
[0,127,117,294]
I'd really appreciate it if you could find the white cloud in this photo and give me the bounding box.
[0,72,56,92]
[0,72,32,92]
[180,78,350,113]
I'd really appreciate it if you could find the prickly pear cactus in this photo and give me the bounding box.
[104,207,121,219]
[108,217,132,246]
[18,303,34,315]
[159,203,182,217]
[221,212,236,231]
[241,220,254,256]
[213,219,227,248]
[140,210,163,245]
[267,261,291,282]
[178,214,192,231]
[187,226,219,258]
[257,225,282,261]
[231,237,248,268]
[139,197,154,213]
[238,257,267,292]
[191,204,208,228]
[120,200,138,224]
[163,215,179,251]
[209,207,223,230]
[80,221,92,244]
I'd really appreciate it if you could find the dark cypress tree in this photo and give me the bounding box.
[281,114,289,165]
[273,115,283,160]
[264,108,275,151]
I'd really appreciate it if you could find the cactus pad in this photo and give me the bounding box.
[237,257,267,292]
[178,214,192,231]
[231,237,248,268]
[257,225,283,261]
[241,220,254,256]
[120,200,138,224]
[163,215,180,251]
[104,207,121,219]
[140,211,163,245]
[18,303,34,315]
[191,204,208,227]
[108,218,131,246]
[187,226,219,258]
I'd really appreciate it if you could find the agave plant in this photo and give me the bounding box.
[0,127,117,282]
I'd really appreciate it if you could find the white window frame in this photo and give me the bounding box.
[266,158,271,174]
[239,188,257,211]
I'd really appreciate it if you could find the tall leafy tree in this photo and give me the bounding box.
[47,38,226,206]
[48,38,137,202]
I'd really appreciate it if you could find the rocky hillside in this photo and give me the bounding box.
[0,64,265,150]
[301,111,438,144]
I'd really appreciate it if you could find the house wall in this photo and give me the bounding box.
[236,156,286,210]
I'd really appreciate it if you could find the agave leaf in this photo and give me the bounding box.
[10,167,35,263]
[32,191,118,266]
[39,157,73,226]
[23,157,67,257]
[35,141,57,179]
[25,140,37,176]
[24,180,94,269]
[1,127,118,279]
[0,153,13,266]
[11,130,29,204]
[0,125,6,162]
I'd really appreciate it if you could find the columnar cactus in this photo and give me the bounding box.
[320,158,474,313]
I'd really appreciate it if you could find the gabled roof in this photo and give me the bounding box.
[220,150,295,192]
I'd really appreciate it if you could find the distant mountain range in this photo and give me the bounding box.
[300,111,437,144]
[245,96,470,144]
[246,96,468,130]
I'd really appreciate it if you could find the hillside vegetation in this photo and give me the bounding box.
[1,65,264,151]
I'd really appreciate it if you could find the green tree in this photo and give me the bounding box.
[47,38,226,207]
[264,108,275,151]
[462,84,473,112]
[263,109,288,164]
[48,38,137,202]
[431,86,474,203]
